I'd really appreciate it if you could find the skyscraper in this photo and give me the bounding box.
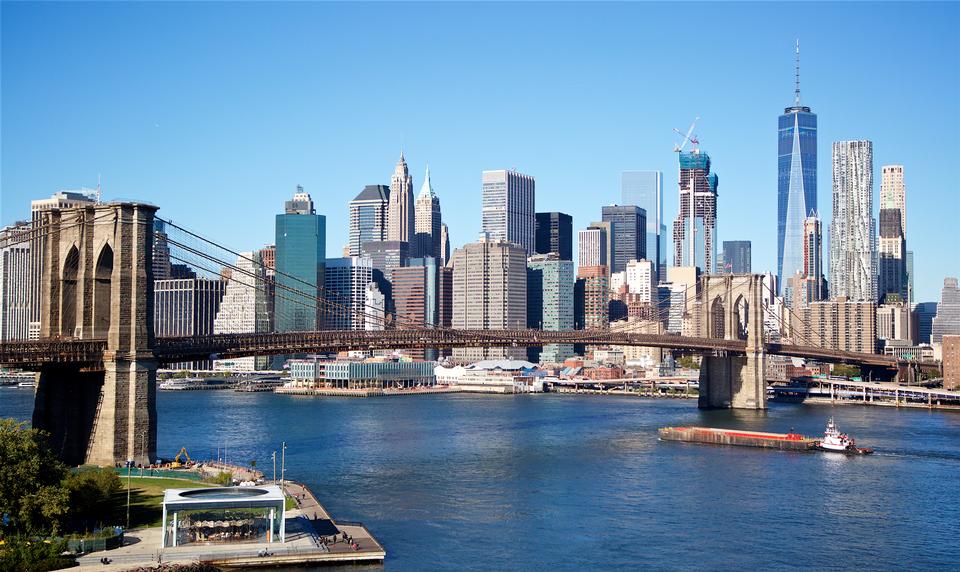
[578,226,607,268]
[0,223,31,341]
[324,257,374,331]
[155,277,225,369]
[574,266,609,330]
[830,140,877,302]
[527,254,575,363]
[388,152,415,243]
[439,223,451,266]
[213,252,271,371]
[275,187,326,331]
[451,236,527,360]
[778,41,817,294]
[414,166,442,260]
[788,213,826,307]
[535,212,573,261]
[878,165,908,302]
[348,185,389,256]
[931,278,960,345]
[481,169,535,256]
[621,171,664,278]
[602,205,647,274]
[673,151,718,274]
[721,241,752,274]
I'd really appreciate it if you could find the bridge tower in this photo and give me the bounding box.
[32,203,157,466]
[697,274,767,409]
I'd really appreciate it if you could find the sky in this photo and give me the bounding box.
[2,1,958,302]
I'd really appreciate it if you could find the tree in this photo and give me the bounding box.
[831,364,861,379]
[62,468,121,532]
[0,537,72,572]
[0,420,69,535]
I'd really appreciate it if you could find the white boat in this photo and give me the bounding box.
[816,418,872,454]
[17,381,36,388]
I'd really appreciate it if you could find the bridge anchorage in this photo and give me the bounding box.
[0,202,912,466]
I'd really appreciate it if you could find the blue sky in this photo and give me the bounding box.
[2,2,958,302]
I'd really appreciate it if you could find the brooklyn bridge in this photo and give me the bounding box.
[0,202,922,467]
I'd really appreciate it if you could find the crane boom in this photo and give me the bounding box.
[673,116,701,152]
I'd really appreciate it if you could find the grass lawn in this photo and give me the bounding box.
[116,477,214,529]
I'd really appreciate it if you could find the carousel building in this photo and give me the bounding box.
[160,485,286,548]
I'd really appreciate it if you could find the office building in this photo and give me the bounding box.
[451,236,527,361]
[155,277,226,369]
[778,42,818,294]
[575,266,609,330]
[721,241,752,274]
[388,152,415,243]
[578,226,606,268]
[29,190,97,338]
[153,219,172,281]
[914,301,938,345]
[414,167,442,260]
[213,252,271,370]
[481,170,536,256]
[348,185,389,256]
[931,278,960,345]
[876,299,914,346]
[602,205,646,274]
[324,257,374,331]
[275,187,326,332]
[535,212,573,261]
[829,140,876,302]
[361,240,409,282]
[673,151,718,273]
[392,265,431,359]
[0,223,31,341]
[527,254,575,363]
[439,223,451,266]
[621,171,664,279]
[906,250,915,304]
[791,297,877,354]
[624,259,657,303]
[364,282,386,331]
[878,165,908,302]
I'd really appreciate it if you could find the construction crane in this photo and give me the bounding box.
[673,117,700,153]
[171,447,192,468]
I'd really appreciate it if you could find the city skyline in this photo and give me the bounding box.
[1,2,958,301]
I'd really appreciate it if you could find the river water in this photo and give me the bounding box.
[2,387,958,570]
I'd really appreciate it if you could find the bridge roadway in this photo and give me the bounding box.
[0,328,906,370]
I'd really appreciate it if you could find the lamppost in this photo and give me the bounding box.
[125,459,133,529]
[280,442,287,490]
[272,451,277,484]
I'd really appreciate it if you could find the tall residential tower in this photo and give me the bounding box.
[829,141,876,302]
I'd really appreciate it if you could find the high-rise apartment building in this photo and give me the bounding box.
[29,190,97,338]
[481,170,535,256]
[602,205,647,274]
[624,259,657,304]
[943,336,960,390]
[414,167,442,260]
[673,151,718,274]
[0,223,31,341]
[878,165,908,302]
[931,278,960,345]
[778,42,817,295]
[621,171,665,279]
[575,266,609,330]
[721,241,752,274]
[535,212,573,261]
[791,297,877,354]
[155,277,226,369]
[789,214,826,307]
[275,187,326,332]
[213,252,271,370]
[876,299,914,346]
[527,254,575,363]
[348,185,389,256]
[388,152,415,243]
[451,237,527,360]
[324,257,374,331]
[830,140,876,302]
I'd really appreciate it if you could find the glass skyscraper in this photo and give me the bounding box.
[275,187,326,332]
[621,171,664,278]
[778,43,817,296]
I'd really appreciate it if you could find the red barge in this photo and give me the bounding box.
[659,424,873,454]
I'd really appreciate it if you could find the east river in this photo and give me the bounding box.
[2,387,959,570]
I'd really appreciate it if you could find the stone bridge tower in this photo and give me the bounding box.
[696,274,767,409]
[32,202,157,466]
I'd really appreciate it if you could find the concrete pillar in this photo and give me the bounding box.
[172,511,178,547]
[269,508,275,543]
[161,504,168,548]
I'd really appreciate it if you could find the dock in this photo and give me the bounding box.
[276,385,462,398]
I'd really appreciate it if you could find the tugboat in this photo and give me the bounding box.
[815,418,873,455]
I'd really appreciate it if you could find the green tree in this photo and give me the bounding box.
[831,364,861,378]
[0,420,69,535]
[62,468,121,532]
[0,537,73,572]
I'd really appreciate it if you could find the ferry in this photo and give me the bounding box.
[814,418,873,455]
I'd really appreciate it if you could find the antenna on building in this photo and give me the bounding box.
[795,39,801,107]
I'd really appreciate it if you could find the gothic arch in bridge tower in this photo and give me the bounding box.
[733,294,748,341]
[61,245,80,337]
[710,296,725,339]
[93,244,113,338]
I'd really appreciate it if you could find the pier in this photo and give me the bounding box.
[772,378,960,410]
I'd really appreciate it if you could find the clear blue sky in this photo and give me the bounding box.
[2,2,957,302]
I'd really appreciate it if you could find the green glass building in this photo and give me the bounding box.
[275,187,326,332]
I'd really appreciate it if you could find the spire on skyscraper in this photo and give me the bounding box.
[795,39,801,107]
[418,165,435,199]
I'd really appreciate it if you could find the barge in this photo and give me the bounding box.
[659,426,816,451]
